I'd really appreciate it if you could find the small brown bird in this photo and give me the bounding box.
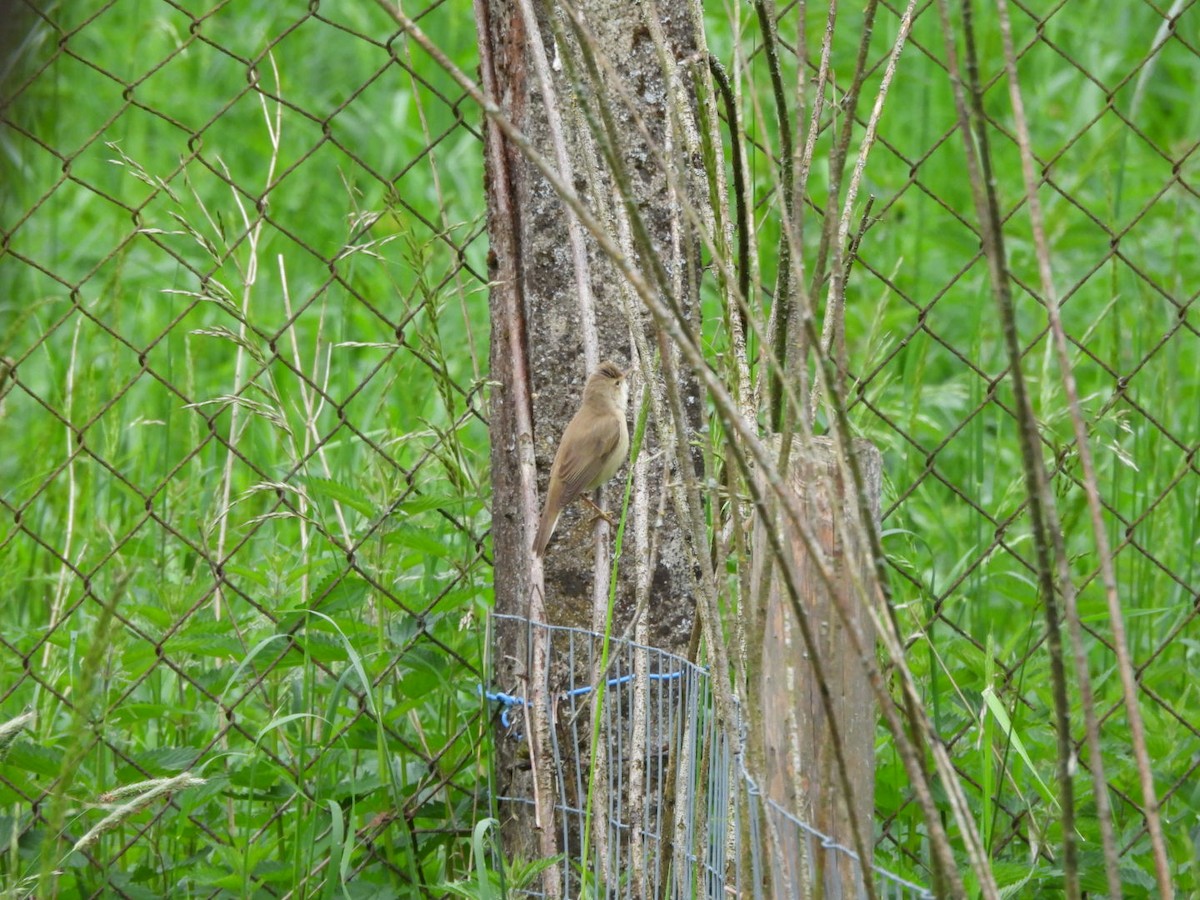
[534,360,630,556]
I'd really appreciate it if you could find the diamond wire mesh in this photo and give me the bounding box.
[780,0,1199,886]
[1,0,491,895]
[2,0,1198,895]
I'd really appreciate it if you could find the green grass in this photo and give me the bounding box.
[813,2,1199,893]
[2,0,1199,896]
[2,1,491,896]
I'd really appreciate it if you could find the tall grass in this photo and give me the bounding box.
[1,0,1197,895]
[2,1,490,895]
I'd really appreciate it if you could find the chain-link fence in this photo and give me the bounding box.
[1,1,491,895]
[838,2,1200,883]
[2,0,1197,895]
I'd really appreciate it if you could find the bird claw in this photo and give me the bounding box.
[580,496,617,527]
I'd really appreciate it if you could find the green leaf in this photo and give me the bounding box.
[227,762,291,798]
[250,860,293,885]
[223,563,271,589]
[383,525,455,558]
[167,627,245,658]
[472,818,500,900]
[329,773,386,803]
[306,476,376,518]
[981,686,1058,809]
[391,494,481,516]
[123,747,201,776]
[289,631,348,665]
[310,573,371,616]
[110,703,198,729]
[323,799,346,900]
[128,602,175,630]
[3,741,63,777]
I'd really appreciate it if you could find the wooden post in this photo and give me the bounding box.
[750,436,882,897]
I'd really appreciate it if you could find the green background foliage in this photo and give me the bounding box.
[2,1,491,895]
[1,0,1197,896]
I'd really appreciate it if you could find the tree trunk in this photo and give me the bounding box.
[477,0,707,889]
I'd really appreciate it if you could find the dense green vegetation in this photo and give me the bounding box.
[1,0,1196,896]
[2,2,491,895]
[715,5,1199,890]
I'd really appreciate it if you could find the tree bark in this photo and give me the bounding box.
[478,0,707,886]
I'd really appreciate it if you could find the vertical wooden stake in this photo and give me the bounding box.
[751,436,882,897]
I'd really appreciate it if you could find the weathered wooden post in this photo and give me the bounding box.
[750,436,882,897]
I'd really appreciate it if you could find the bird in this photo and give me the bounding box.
[533,360,630,556]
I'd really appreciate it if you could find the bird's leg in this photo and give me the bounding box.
[580,495,617,527]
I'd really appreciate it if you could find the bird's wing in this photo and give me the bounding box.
[553,410,623,505]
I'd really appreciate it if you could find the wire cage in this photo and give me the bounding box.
[489,614,932,900]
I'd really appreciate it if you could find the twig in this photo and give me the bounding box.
[804,0,878,327]
[812,0,916,422]
[994,0,1172,894]
[466,0,561,891]
[935,0,1079,894]
[754,0,797,432]
[706,57,754,418]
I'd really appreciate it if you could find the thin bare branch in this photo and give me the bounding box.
[466,0,561,887]
[813,0,917,422]
[935,1,1079,894]
[995,0,1172,894]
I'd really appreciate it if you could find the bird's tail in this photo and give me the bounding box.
[533,506,559,557]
